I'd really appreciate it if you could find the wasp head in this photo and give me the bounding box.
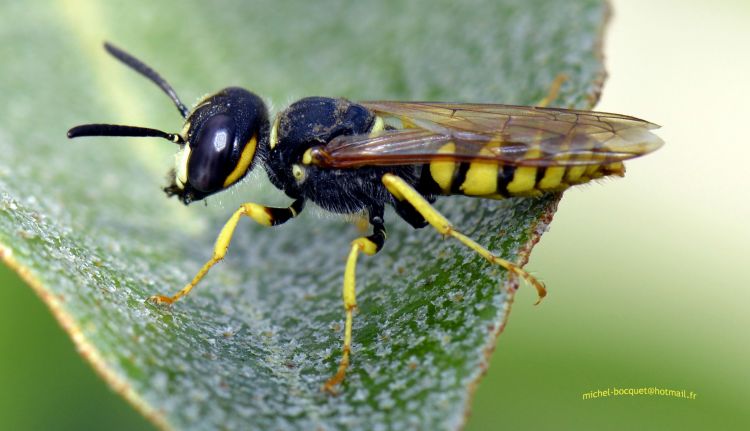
[166,88,268,204]
[67,43,269,205]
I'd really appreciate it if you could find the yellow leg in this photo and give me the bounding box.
[322,237,378,394]
[148,200,303,305]
[382,174,546,304]
[537,73,567,108]
[323,212,384,394]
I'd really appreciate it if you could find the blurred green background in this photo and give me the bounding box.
[2,0,749,430]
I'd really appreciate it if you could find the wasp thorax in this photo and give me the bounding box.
[265,97,375,198]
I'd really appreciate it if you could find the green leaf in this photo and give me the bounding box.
[0,0,606,429]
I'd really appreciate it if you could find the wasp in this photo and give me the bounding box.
[68,43,663,393]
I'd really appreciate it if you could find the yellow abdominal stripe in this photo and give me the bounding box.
[537,166,565,190]
[506,148,541,194]
[429,142,457,193]
[460,147,498,196]
[370,116,386,134]
[566,165,587,183]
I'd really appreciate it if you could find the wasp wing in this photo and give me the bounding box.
[315,102,663,168]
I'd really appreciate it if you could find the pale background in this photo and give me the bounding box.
[471,0,750,429]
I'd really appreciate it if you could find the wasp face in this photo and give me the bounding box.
[166,87,269,204]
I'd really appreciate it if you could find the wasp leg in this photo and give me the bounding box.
[537,73,567,108]
[148,199,305,305]
[323,209,386,394]
[382,174,546,304]
[393,196,428,229]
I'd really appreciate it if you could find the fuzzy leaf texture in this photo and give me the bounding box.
[0,0,607,429]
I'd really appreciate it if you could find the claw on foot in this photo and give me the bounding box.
[322,373,344,395]
[322,381,340,396]
[147,295,175,305]
[322,354,349,395]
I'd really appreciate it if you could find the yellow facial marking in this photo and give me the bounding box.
[180,121,191,138]
[269,115,280,150]
[223,134,257,188]
[174,144,192,189]
[460,146,498,196]
[429,142,457,193]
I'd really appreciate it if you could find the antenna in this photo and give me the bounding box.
[104,42,190,118]
[67,124,183,144]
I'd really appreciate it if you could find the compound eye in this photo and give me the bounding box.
[188,114,237,193]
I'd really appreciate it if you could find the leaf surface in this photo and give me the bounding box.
[0,0,607,429]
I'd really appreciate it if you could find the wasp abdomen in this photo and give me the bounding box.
[414,141,627,199]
